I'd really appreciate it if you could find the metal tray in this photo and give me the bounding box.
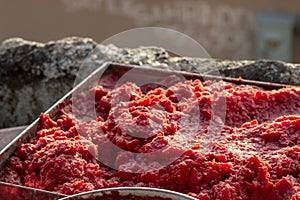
[59,187,198,200]
[0,62,287,199]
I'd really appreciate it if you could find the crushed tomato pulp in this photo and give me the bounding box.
[1,75,300,200]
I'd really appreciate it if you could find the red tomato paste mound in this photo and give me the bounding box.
[1,77,300,200]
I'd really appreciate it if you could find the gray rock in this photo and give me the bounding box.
[1,37,300,128]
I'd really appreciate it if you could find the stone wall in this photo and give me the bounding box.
[1,37,300,128]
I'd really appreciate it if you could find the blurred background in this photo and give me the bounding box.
[1,0,300,62]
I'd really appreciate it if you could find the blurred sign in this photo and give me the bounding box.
[60,0,256,59]
[256,11,296,62]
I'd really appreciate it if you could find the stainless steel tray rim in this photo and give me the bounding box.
[58,187,198,200]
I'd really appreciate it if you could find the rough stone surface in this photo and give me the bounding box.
[1,37,300,128]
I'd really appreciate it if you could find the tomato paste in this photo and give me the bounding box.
[1,78,300,200]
